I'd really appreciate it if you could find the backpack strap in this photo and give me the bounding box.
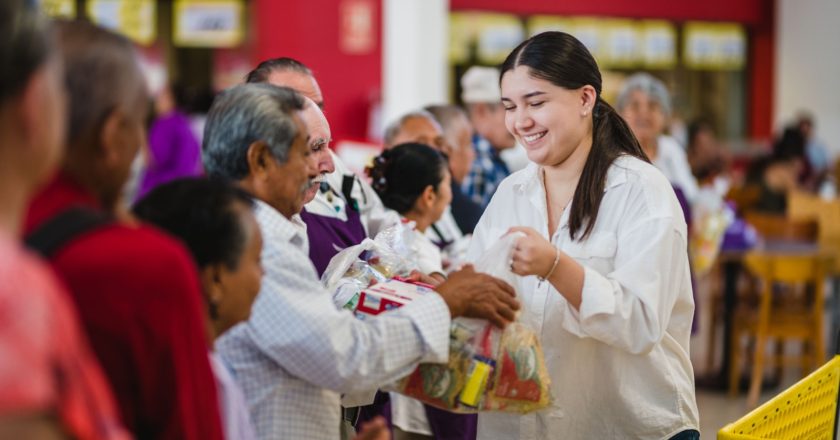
[342,174,359,212]
[25,207,112,258]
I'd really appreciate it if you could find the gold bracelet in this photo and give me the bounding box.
[538,248,561,282]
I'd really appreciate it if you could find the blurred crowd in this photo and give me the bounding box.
[2,2,835,440]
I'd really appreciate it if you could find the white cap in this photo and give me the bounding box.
[460,66,501,103]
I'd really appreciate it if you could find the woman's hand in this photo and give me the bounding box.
[507,227,558,278]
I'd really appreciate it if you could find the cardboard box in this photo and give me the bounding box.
[355,279,433,317]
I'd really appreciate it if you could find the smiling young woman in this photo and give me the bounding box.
[467,31,700,440]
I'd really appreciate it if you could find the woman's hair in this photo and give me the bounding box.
[615,72,672,117]
[367,142,448,214]
[133,177,255,271]
[500,31,648,240]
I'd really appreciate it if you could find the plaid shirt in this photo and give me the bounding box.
[216,200,451,440]
[461,135,511,208]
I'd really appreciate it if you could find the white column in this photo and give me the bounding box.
[774,0,840,157]
[382,0,449,136]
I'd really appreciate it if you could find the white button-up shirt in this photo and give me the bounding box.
[217,200,451,440]
[311,152,401,236]
[467,155,698,440]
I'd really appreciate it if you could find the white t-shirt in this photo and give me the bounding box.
[468,156,698,439]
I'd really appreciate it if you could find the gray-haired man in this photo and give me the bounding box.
[206,84,519,440]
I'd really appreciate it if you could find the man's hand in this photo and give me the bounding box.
[434,265,519,327]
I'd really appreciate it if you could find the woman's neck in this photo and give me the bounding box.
[639,136,659,162]
[404,212,432,233]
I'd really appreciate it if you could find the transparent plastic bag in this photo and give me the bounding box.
[321,223,421,309]
[690,187,734,276]
[387,232,552,414]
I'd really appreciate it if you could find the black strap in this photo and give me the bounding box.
[341,174,359,212]
[25,207,112,258]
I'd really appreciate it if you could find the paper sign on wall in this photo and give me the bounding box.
[683,22,746,70]
[173,0,244,48]
[87,0,156,46]
[40,0,76,18]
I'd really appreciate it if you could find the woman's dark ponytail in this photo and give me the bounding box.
[366,142,448,215]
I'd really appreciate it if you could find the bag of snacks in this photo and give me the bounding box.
[321,223,419,309]
[387,233,552,414]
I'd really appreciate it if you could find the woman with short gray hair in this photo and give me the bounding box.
[616,73,699,203]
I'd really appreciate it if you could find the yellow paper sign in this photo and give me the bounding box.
[41,0,76,18]
[87,0,156,46]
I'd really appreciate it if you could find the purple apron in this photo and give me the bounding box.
[299,207,367,276]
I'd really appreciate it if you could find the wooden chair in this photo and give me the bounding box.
[743,211,818,242]
[704,212,817,373]
[726,185,762,215]
[729,252,832,408]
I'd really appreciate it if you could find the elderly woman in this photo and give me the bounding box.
[616,73,700,204]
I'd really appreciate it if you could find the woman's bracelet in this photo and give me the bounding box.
[538,248,561,283]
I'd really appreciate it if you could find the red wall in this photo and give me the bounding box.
[253,0,381,142]
[450,0,768,24]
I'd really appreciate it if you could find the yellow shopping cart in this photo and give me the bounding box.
[718,354,840,439]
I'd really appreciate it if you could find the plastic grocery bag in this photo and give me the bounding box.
[387,232,552,414]
[321,223,419,309]
[690,187,734,276]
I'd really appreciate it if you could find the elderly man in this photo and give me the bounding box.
[460,66,517,208]
[0,3,127,438]
[246,57,399,275]
[205,84,519,440]
[24,20,223,440]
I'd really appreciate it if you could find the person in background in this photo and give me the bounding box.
[0,3,127,439]
[460,66,516,208]
[369,143,479,440]
[369,143,452,282]
[797,111,831,181]
[425,104,484,233]
[687,118,727,184]
[247,57,401,274]
[616,72,700,204]
[382,111,471,265]
[134,178,261,440]
[470,31,698,439]
[24,20,224,440]
[136,82,203,200]
[204,83,519,440]
[745,127,808,214]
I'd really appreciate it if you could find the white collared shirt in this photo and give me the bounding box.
[467,155,698,440]
[655,135,699,204]
[311,152,401,236]
[217,199,451,440]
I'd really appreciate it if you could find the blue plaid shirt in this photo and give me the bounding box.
[461,134,511,208]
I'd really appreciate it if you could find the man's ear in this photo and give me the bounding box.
[99,108,124,165]
[201,264,224,304]
[246,141,273,179]
[17,67,47,147]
